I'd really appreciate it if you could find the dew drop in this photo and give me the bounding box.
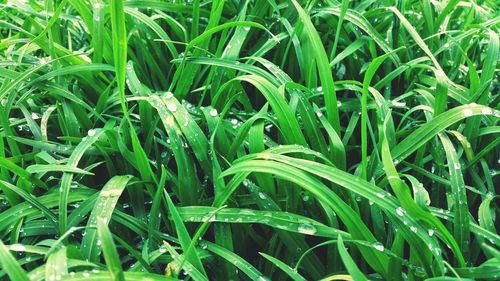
[209,108,218,117]
[167,103,177,112]
[297,224,317,235]
[372,242,385,252]
[10,244,26,251]
[396,207,405,216]
[481,107,492,115]
[463,109,473,117]
[258,192,266,199]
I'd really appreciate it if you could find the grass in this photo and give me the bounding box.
[0,0,499,280]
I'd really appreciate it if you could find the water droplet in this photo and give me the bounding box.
[297,224,317,235]
[87,129,96,136]
[258,192,266,199]
[372,242,384,251]
[209,108,218,117]
[165,92,174,99]
[410,226,418,233]
[428,229,435,236]
[396,207,405,216]
[316,111,323,118]
[481,107,492,115]
[167,103,177,112]
[10,244,26,251]
[376,192,385,198]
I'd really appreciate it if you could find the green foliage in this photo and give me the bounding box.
[0,0,498,280]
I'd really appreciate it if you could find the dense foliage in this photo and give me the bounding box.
[0,0,499,280]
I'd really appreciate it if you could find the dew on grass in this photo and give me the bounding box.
[297,224,317,235]
[10,244,26,251]
[396,207,405,216]
[209,108,218,117]
[167,103,177,112]
[165,92,174,99]
[481,107,492,115]
[372,242,385,252]
[463,109,473,117]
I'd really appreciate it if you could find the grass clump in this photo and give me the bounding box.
[0,0,499,280]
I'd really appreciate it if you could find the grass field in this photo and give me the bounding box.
[0,0,499,280]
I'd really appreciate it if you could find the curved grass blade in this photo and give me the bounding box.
[260,252,307,281]
[81,175,132,262]
[97,217,125,281]
[0,240,30,281]
[291,0,340,133]
[59,127,107,234]
[337,235,368,281]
